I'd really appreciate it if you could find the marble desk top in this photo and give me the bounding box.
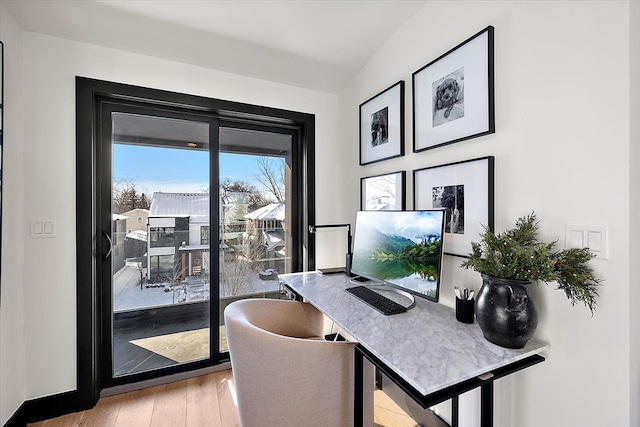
[279,271,549,397]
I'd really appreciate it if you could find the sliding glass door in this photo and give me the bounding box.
[76,77,314,401]
[218,125,294,352]
[101,104,219,386]
[97,102,307,388]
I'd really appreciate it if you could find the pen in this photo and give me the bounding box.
[468,290,474,300]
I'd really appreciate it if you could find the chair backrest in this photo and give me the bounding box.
[224,299,356,427]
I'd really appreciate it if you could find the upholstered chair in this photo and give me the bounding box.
[224,298,359,427]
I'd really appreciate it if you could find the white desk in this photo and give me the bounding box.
[279,272,549,427]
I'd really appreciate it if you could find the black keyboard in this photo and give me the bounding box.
[345,286,407,315]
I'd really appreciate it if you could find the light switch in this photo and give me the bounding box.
[566,223,609,259]
[569,230,584,249]
[587,231,602,252]
[32,220,43,236]
[44,221,55,235]
[31,218,56,238]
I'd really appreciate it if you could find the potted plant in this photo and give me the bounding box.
[460,212,602,348]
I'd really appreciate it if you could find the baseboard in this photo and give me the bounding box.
[3,390,78,427]
[3,402,27,427]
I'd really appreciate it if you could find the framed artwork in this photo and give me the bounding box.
[360,171,406,211]
[413,26,494,153]
[359,80,405,165]
[413,156,494,257]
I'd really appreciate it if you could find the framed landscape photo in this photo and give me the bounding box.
[360,81,404,165]
[361,171,406,211]
[413,156,494,257]
[413,26,494,153]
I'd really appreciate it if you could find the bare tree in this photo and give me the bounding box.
[113,179,151,213]
[220,238,266,297]
[220,178,273,212]
[256,157,285,203]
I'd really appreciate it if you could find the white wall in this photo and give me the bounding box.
[15,30,339,403]
[336,1,631,426]
[0,3,28,425]
[2,1,636,426]
[629,2,640,427]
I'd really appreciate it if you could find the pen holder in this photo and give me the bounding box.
[456,297,475,324]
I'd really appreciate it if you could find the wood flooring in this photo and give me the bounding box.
[28,369,419,427]
[28,370,240,427]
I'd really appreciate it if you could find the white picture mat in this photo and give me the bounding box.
[360,83,402,164]
[361,172,404,210]
[414,31,490,150]
[414,159,490,256]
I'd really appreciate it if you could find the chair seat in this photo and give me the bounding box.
[224,298,357,427]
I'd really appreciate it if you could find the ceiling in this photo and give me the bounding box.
[112,112,292,156]
[3,0,427,93]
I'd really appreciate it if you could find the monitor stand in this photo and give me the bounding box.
[317,267,345,275]
[348,278,417,310]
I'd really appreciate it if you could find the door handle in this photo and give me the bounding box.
[103,231,113,261]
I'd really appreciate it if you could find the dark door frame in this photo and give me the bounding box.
[76,77,315,409]
[99,101,221,389]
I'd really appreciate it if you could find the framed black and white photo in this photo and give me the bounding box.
[360,81,404,165]
[361,171,405,211]
[413,156,494,257]
[413,26,494,153]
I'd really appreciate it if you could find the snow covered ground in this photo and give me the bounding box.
[113,263,281,312]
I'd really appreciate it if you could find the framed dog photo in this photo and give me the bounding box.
[360,81,404,165]
[413,26,494,153]
[413,156,494,257]
[361,171,406,211]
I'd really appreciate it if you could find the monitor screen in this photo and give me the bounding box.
[350,210,445,302]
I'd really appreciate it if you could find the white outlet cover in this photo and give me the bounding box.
[31,219,56,238]
[565,223,609,260]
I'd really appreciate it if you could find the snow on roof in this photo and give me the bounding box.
[264,229,285,250]
[149,192,210,217]
[125,230,147,242]
[244,203,285,221]
[121,208,150,216]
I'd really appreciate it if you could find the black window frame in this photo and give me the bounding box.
[76,77,315,410]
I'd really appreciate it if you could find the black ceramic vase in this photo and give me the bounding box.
[475,274,538,349]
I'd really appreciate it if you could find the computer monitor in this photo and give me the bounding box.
[350,210,445,302]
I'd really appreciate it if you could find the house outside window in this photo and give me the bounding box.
[150,227,175,248]
[150,254,175,277]
[200,226,210,245]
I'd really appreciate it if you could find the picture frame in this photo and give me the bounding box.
[413,156,494,257]
[360,171,406,211]
[359,80,404,165]
[413,26,494,153]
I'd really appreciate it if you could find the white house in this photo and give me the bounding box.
[120,208,149,234]
[147,192,210,281]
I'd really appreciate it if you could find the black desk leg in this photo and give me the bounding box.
[452,395,459,427]
[480,381,494,427]
[354,350,364,427]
